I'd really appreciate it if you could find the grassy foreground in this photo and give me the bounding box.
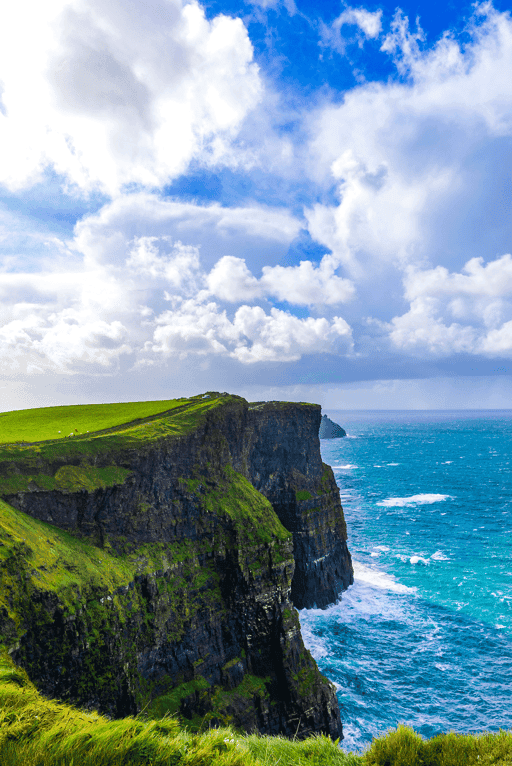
[1,656,511,766]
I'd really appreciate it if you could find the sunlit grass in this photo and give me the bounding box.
[363,724,512,765]
[0,393,234,490]
[0,397,191,444]
[2,656,511,766]
[0,655,358,766]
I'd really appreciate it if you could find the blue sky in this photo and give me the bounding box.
[2,0,512,410]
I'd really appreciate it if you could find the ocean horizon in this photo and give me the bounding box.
[299,409,512,752]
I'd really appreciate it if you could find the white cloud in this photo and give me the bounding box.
[206,256,261,302]
[0,305,131,373]
[337,7,382,39]
[260,255,355,305]
[206,253,355,305]
[307,4,512,283]
[0,195,354,372]
[386,254,512,356]
[404,255,512,300]
[149,300,353,363]
[73,193,302,270]
[126,237,202,295]
[320,6,382,54]
[387,297,479,355]
[0,0,262,195]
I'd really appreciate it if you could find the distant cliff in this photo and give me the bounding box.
[319,415,346,439]
[0,393,353,740]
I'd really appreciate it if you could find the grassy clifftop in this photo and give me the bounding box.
[0,392,233,495]
[0,393,232,445]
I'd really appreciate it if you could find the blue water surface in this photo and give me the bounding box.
[298,411,512,752]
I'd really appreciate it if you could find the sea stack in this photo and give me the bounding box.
[319,414,346,439]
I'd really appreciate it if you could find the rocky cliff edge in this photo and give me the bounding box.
[0,393,353,740]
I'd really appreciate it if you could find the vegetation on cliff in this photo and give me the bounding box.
[0,393,350,741]
[1,655,510,766]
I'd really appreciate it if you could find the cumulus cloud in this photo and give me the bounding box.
[386,254,512,356]
[150,300,352,363]
[307,4,512,282]
[73,193,302,271]
[206,253,355,305]
[206,256,261,302]
[0,305,131,374]
[126,237,202,295]
[0,0,262,195]
[0,195,354,372]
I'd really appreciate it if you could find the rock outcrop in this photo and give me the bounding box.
[319,415,346,439]
[0,394,353,740]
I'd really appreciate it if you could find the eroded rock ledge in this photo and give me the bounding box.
[0,394,353,740]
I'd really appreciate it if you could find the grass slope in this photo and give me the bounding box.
[0,654,358,766]
[0,397,206,444]
[1,658,511,765]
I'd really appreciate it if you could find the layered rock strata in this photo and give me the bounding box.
[0,394,353,740]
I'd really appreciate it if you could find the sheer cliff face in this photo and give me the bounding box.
[241,402,353,609]
[1,395,352,740]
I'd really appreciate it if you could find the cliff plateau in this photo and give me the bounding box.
[0,394,353,740]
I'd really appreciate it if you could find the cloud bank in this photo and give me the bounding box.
[2,0,512,407]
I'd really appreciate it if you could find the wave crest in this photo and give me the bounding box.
[377,493,451,507]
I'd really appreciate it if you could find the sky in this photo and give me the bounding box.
[2,0,512,410]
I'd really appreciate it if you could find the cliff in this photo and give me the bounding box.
[319,415,346,439]
[0,393,353,740]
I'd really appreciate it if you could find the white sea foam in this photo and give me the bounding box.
[333,464,358,470]
[377,493,451,507]
[298,623,329,658]
[374,545,390,552]
[431,550,450,561]
[443,460,453,464]
[387,462,400,466]
[409,555,429,565]
[353,560,415,594]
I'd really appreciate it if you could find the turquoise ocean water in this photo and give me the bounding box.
[298,411,512,752]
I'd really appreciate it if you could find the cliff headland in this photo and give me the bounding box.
[0,393,353,740]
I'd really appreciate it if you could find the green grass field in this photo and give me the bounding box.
[1,657,511,766]
[0,393,234,483]
[0,398,193,444]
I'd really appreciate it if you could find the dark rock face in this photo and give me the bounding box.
[242,403,352,609]
[319,415,347,439]
[2,396,353,740]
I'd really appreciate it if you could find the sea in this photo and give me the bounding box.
[298,410,512,753]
